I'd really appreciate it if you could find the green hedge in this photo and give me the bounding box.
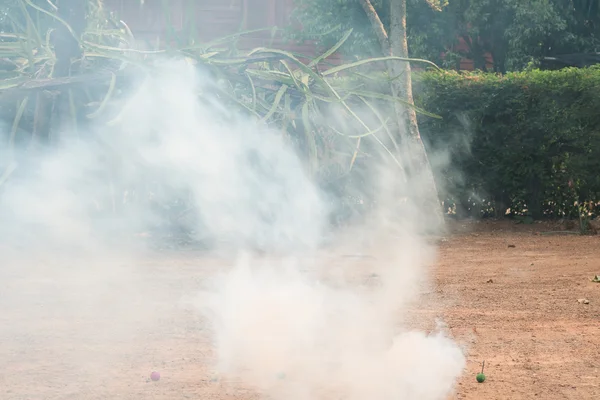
[414,67,600,220]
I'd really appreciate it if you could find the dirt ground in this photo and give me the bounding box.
[443,220,600,399]
[1,220,599,399]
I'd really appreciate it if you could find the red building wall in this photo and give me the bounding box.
[102,0,342,65]
[102,0,491,71]
[452,36,494,71]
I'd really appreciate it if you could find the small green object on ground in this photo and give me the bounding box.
[477,360,486,383]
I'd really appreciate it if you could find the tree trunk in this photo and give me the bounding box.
[359,0,445,231]
[52,0,87,142]
[53,0,87,77]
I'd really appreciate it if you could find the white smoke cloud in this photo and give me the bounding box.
[0,58,465,399]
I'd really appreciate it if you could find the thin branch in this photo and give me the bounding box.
[357,0,391,55]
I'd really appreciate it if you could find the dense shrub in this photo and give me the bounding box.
[415,67,600,219]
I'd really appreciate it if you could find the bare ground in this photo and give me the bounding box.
[444,220,600,399]
[1,220,599,399]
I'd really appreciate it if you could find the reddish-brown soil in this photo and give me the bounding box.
[444,221,599,399]
[1,220,599,399]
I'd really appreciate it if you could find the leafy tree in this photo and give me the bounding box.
[290,0,446,225]
[289,0,600,72]
[461,0,566,72]
[544,0,600,55]
[287,0,387,58]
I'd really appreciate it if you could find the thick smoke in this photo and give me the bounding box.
[0,59,465,399]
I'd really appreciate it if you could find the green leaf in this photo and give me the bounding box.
[323,56,441,76]
[261,84,288,122]
[308,28,353,68]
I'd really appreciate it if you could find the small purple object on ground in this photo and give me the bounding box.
[150,371,160,381]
